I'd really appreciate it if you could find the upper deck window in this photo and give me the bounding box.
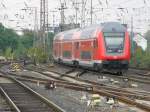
[54,33,63,40]
[63,29,78,40]
[81,27,96,39]
[64,33,73,40]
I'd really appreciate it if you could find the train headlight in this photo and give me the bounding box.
[107,49,112,53]
[118,50,123,53]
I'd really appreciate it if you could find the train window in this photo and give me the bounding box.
[75,42,79,49]
[63,29,78,40]
[64,33,73,40]
[81,51,91,59]
[55,33,62,40]
[93,39,98,48]
[63,51,71,58]
[103,32,124,37]
[81,27,95,39]
[105,37,124,46]
[103,32,125,53]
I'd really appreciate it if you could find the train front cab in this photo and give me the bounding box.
[97,23,130,73]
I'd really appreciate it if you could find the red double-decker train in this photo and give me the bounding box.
[53,22,131,74]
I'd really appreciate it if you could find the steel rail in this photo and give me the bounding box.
[0,87,21,112]
[0,73,66,112]
[13,77,66,112]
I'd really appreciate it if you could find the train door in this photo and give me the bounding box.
[74,42,80,60]
[80,40,92,61]
[62,41,72,60]
[92,39,98,60]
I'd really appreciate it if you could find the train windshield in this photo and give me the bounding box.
[103,32,125,53]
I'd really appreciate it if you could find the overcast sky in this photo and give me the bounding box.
[0,0,150,33]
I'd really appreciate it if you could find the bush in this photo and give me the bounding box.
[130,47,150,68]
[27,47,48,65]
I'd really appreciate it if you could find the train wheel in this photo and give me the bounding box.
[74,61,79,68]
[58,58,62,64]
[93,64,99,71]
[117,71,122,76]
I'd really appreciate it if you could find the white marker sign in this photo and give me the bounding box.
[133,34,147,51]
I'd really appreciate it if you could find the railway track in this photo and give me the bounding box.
[129,68,150,80]
[0,74,65,112]
[9,72,150,100]
[0,92,14,112]
[26,65,150,91]
[17,65,150,112]
[29,63,150,84]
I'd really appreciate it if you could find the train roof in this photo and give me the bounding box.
[101,22,126,32]
[54,22,127,41]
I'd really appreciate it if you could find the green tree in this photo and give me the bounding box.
[0,23,19,53]
[27,47,48,65]
[4,47,14,60]
[130,30,150,68]
[144,30,150,52]
[13,40,27,59]
[47,32,54,60]
[0,23,55,62]
[20,29,34,49]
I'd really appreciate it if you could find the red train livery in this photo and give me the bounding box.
[53,22,131,74]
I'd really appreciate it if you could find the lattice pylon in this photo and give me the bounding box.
[40,0,48,49]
